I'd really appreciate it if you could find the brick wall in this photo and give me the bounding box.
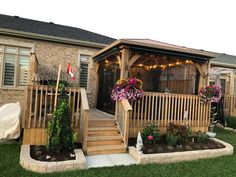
[0,89,25,108]
[0,35,100,108]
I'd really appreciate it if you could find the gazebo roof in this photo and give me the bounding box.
[93,38,218,61]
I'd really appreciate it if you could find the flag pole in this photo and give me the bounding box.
[54,64,61,110]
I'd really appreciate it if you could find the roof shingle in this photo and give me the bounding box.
[0,14,115,45]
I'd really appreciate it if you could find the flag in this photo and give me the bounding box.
[67,63,75,80]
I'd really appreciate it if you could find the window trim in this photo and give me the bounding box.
[78,54,91,90]
[0,42,34,88]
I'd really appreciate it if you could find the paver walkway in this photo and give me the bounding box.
[86,153,138,168]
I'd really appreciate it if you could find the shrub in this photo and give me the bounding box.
[47,99,73,153]
[166,123,191,145]
[142,124,160,144]
[195,131,208,142]
[225,116,236,129]
[166,133,178,146]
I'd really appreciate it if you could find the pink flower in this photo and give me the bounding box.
[147,135,153,141]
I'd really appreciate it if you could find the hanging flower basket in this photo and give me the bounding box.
[111,77,144,101]
[198,85,222,103]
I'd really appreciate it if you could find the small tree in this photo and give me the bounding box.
[47,98,73,153]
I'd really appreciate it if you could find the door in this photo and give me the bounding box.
[97,59,120,114]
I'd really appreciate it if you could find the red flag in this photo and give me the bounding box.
[67,63,75,80]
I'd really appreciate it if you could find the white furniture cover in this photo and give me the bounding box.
[0,102,21,139]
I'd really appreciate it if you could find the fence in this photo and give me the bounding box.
[224,95,236,116]
[129,92,211,137]
[22,85,82,145]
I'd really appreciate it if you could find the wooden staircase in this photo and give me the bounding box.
[86,118,127,155]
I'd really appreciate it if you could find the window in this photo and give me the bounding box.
[0,45,31,87]
[79,55,90,89]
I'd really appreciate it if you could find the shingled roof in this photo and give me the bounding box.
[0,14,115,46]
[211,54,236,65]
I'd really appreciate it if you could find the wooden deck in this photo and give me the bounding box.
[88,109,114,120]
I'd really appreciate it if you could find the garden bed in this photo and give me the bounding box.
[30,143,82,162]
[20,145,86,173]
[129,138,225,154]
[129,138,233,164]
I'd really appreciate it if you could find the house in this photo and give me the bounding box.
[209,54,236,116]
[1,14,229,155]
[0,14,115,108]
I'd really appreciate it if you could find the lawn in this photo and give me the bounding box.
[1,127,236,177]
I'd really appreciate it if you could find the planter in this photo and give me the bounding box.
[20,145,86,173]
[129,138,233,164]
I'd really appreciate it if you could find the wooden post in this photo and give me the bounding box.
[195,62,208,90]
[54,64,62,109]
[120,48,129,79]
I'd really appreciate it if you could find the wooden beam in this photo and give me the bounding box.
[117,55,121,68]
[127,54,141,68]
[194,62,204,77]
[194,62,208,90]
[120,48,129,79]
[96,62,100,74]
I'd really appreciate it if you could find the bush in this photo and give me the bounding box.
[142,124,160,144]
[225,116,236,129]
[195,131,208,142]
[47,99,73,153]
[166,133,178,146]
[166,123,191,145]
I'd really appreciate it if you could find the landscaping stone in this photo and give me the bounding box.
[202,145,209,149]
[176,145,183,151]
[20,145,87,173]
[184,145,192,151]
[166,145,174,151]
[156,147,164,153]
[129,138,233,165]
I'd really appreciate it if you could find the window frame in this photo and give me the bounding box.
[78,54,91,89]
[0,44,32,88]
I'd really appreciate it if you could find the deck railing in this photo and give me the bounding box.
[129,92,211,137]
[80,88,89,151]
[224,95,236,116]
[115,99,132,146]
[22,85,81,129]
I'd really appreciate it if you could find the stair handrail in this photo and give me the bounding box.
[115,99,132,147]
[80,88,90,152]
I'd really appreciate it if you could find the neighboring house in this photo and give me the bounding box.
[210,54,236,95]
[0,14,115,108]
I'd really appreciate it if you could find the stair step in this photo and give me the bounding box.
[87,136,123,146]
[87,145,127,155]
[88,127,119,136]
[89,119,116,127]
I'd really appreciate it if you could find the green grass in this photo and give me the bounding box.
[1,127,236,177]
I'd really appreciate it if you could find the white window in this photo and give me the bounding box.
[79,55,90,89]
[0,45,31,87]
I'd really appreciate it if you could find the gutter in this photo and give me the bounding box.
[0,28,107,49]
[210,61,236,69]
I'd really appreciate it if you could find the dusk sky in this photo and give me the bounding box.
[1,0,235,55]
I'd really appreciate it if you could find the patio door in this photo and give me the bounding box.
[97,60,120,114]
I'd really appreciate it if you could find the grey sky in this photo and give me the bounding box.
[1,0,235,55]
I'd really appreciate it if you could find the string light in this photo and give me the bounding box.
[134,60,192,70]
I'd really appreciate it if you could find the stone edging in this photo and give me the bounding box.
[20,145,87,173]
[129,138,233,164]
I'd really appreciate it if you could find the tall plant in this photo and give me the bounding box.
[47,99,73,152]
